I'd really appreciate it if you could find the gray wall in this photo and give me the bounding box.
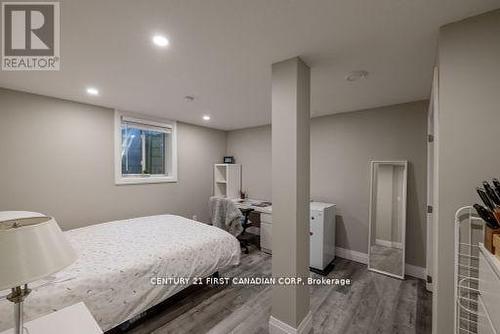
[0,88,226,230]
[0,88,428,268]
[227,101,428,267]
[434,9,500,333]
[226,125,272,200]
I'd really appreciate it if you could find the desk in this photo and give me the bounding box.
[232,199,272,214]
[233,199,272,253]
[233,199,337,275]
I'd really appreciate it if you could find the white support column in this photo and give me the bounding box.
[269,57,311,334]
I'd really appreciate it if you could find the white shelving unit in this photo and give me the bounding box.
[213,164,241,199]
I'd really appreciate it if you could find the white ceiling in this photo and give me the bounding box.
[1,0,499,130]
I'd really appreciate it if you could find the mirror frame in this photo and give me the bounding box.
[367,160,408,279]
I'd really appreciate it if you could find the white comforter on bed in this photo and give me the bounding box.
[0,214,240,331]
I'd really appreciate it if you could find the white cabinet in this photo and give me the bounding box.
[257,202,336,274]
[213,164,241,199]
[260,213,272,254]
[0,302,102,334]
[309,210,324,269]
[310,202,336,272]
[478,244,500,334]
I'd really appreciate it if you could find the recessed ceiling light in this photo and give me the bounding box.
[86,87,99,96]
[152,35,169,47]
[345,70,369,82]
[202,115,211,121]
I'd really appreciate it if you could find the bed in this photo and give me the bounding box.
[0,214,241,332]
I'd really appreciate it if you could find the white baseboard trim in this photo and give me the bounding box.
[269,311,312,334]
[335,247,368,264]
[405,263,426,280]
[375,239,403,249]
[335,247,426,280]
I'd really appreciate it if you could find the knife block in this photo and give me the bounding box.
[484,225,500,253]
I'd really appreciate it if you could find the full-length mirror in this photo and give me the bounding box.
[368,161,408,279]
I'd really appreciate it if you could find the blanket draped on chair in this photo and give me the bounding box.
[209,196,243,237]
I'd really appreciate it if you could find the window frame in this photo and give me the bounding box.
[114,110,178,185]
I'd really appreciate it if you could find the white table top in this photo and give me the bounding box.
[233,199,335,214]
[232,198,272,214]
[0,302,103,334]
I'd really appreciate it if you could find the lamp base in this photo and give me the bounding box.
[7,285,31,334]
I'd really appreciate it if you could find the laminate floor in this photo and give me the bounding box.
[119,248,431,334]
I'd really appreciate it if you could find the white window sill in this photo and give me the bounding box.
[115,175,178,185]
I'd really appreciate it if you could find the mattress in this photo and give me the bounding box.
[0,214,241,331]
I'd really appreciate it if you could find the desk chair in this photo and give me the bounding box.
[238,208,254,254]
[208,196,254,254]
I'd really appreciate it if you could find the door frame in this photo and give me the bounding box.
[426,66,439,292]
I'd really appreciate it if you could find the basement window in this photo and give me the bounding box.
[115,110,177,184]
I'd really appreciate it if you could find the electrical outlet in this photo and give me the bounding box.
[192,215,198,221]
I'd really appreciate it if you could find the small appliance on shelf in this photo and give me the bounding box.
[223,156,235,164]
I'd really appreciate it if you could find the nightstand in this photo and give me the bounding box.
[0,302,103,334]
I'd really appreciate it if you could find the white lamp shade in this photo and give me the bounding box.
[0,213,77,291]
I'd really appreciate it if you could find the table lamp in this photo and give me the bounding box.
[0,213,77,334]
